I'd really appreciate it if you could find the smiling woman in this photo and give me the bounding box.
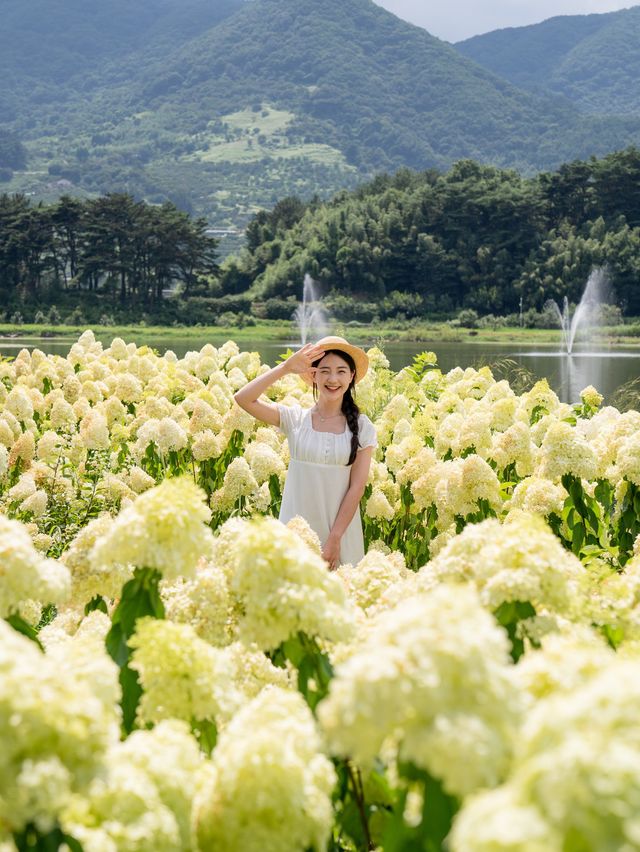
[233,336,377,568]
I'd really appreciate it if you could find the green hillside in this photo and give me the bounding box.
[0,0,243,120]
[456,6,640,116]
[220,147,640,314]
[3,0,640,232]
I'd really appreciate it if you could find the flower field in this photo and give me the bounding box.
[3,330,640,851]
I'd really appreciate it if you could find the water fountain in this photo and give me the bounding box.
[292,274,330,344]
[545,267,610,355]
[533,266,625,402]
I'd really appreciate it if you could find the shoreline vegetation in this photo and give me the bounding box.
[2,320,640,348]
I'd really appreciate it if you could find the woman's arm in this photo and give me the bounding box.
[233,343,326,426]
[322,446,374,569]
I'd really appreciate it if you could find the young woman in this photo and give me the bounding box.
[234,336,377,569]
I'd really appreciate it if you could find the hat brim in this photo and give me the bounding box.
[301,336,369,384]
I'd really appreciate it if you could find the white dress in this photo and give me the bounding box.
[277,403,378,566]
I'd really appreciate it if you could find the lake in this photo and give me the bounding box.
[1,333,640,405]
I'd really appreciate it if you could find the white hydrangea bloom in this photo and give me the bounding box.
[62,721,202,852]
[79,409,110,450]
[162,560,235,646]
[194,687,336,852]
[129,618,243,726]
[211,457,259,510]
[538,421,598,482]
[452,657,640,851]
[418,513,584,617]
[244,440,286,484]
[319,584,522,797]
[337,548,412,615]
[0,620,116,834]
[0,515,70,617]
[91,478,214,580]
[285,515,323,555]
[227,517,356,650]
[365,487,396,520]
[508,476,567,517]
[63,514,132,606]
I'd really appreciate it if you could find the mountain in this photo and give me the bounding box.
[456,6,640,116]
[0,0,243,118]
[2,0,640,235]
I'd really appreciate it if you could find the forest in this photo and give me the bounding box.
[2,147,640,324]
[221,146,640,315]
[0,193,218,320]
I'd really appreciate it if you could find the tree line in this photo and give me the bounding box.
[222,147,640,315]
[0,193,218,311]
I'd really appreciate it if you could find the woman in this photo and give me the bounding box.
[234,336,377,568]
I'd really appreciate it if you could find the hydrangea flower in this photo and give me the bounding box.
[91,477,214,580]
[319,584,523,797]
[194,687,336,852]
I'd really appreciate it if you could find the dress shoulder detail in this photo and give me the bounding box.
[277,403,305,436]
[357,414,378,450]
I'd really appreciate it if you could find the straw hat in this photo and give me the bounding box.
[309,336,369,383]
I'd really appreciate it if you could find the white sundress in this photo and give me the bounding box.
[277,403,378,566]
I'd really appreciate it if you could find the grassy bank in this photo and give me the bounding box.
[1,320,640,347]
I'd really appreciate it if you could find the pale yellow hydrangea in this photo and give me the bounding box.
[62,721,202,852]
[418,513,584,617]
[0,620,116,834]
[451,657,640,852]
[514,625,615,700]
[91,477,214,580]
[227,517,356,649]
[129,618,242,726]
[538,421,598,482]
[63,514,132,606]
[194,687,336,852]
[0,514,70,617]
[318,584,522,797]
[285,515,323,555]
[161,560,235,647]
[508,476,567,517]
[337,548,412,614]
[365,487,396,521]
[244,440,286,484]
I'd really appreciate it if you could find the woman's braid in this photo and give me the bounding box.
[341,387,360,466]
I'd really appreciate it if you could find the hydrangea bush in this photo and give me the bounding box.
[1,331,640,849]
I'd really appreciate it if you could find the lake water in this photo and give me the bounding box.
[1,333,640,405]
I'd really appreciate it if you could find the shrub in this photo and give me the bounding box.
[47,305,61,325]
[457,308,479,328]
[262,298,298,320]
[215,311,240,326]
[64,307,86,326]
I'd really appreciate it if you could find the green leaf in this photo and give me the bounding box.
[493,600,536,662]
[105,566,164,733]
[421,771,459,850]
[5,613,43,649]
[571,522,585,556]
[84,595,108,615]
[13,824,84,851]
[192,718,218,756]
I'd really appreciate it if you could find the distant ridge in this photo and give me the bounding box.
[456,6,640,116]
[2,0,640,227]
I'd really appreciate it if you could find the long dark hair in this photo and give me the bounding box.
[312,349,360,465]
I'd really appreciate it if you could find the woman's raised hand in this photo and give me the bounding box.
[285,343,326,377]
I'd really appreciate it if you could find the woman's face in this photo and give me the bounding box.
[314,352,354,402]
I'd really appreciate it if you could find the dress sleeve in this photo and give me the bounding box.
[358,415,378,451]
[277,403,304,437]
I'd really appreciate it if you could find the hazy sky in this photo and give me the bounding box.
[374,1,636,42]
